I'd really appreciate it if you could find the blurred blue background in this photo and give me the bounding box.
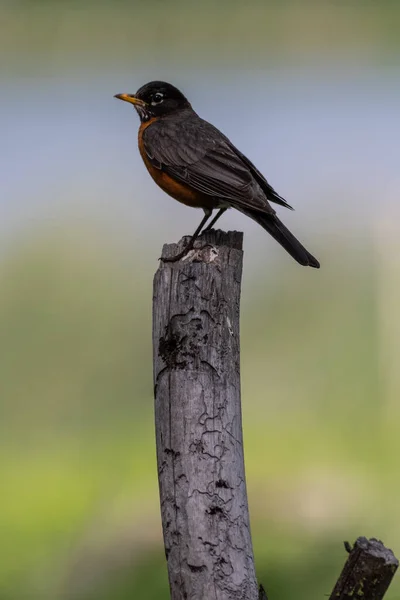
[1,1,400,598]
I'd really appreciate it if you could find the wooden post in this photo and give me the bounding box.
[152,231,399,600]
[152,230,259,600]
[330,538,398,600]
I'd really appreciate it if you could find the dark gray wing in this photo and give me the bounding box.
[143,112,289,215]
[233,148,293,210]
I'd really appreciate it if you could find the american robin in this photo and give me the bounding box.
[115,81,320,268]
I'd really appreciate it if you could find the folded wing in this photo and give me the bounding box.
[143,113,291,215]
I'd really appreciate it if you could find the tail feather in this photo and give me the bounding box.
[244,210,320,268]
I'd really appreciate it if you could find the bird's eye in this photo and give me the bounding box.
[151,93,164,106]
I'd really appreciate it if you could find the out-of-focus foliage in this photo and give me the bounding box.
[2,1,400,78]
[2,0,400,598]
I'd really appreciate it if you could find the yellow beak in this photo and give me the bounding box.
[114,93,147,108]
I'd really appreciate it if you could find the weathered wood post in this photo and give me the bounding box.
[153,230,259,600]
[152,230,399,600]
[330,538,398,600]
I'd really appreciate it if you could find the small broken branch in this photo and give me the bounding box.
[329,537,398,600]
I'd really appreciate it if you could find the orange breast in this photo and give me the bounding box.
[138,120,216,209]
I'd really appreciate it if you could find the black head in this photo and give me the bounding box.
[114,81,191,122]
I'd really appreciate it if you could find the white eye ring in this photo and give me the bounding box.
[151,93,164,106]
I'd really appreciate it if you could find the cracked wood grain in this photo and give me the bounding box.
[153,230,259,600]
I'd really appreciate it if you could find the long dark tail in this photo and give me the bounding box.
[244,210,320,268]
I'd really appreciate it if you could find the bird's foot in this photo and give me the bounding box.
[160,236,194,263]
[161,242,218,265]
[161,248,191,263]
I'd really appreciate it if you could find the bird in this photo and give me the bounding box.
[114,81,320,268]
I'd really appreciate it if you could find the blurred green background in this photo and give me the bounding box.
[1,1,400,598]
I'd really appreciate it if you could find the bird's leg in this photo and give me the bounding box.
[201,208,227,233]
[161,209,213,263]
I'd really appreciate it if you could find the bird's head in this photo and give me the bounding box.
[114,81,191,122]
